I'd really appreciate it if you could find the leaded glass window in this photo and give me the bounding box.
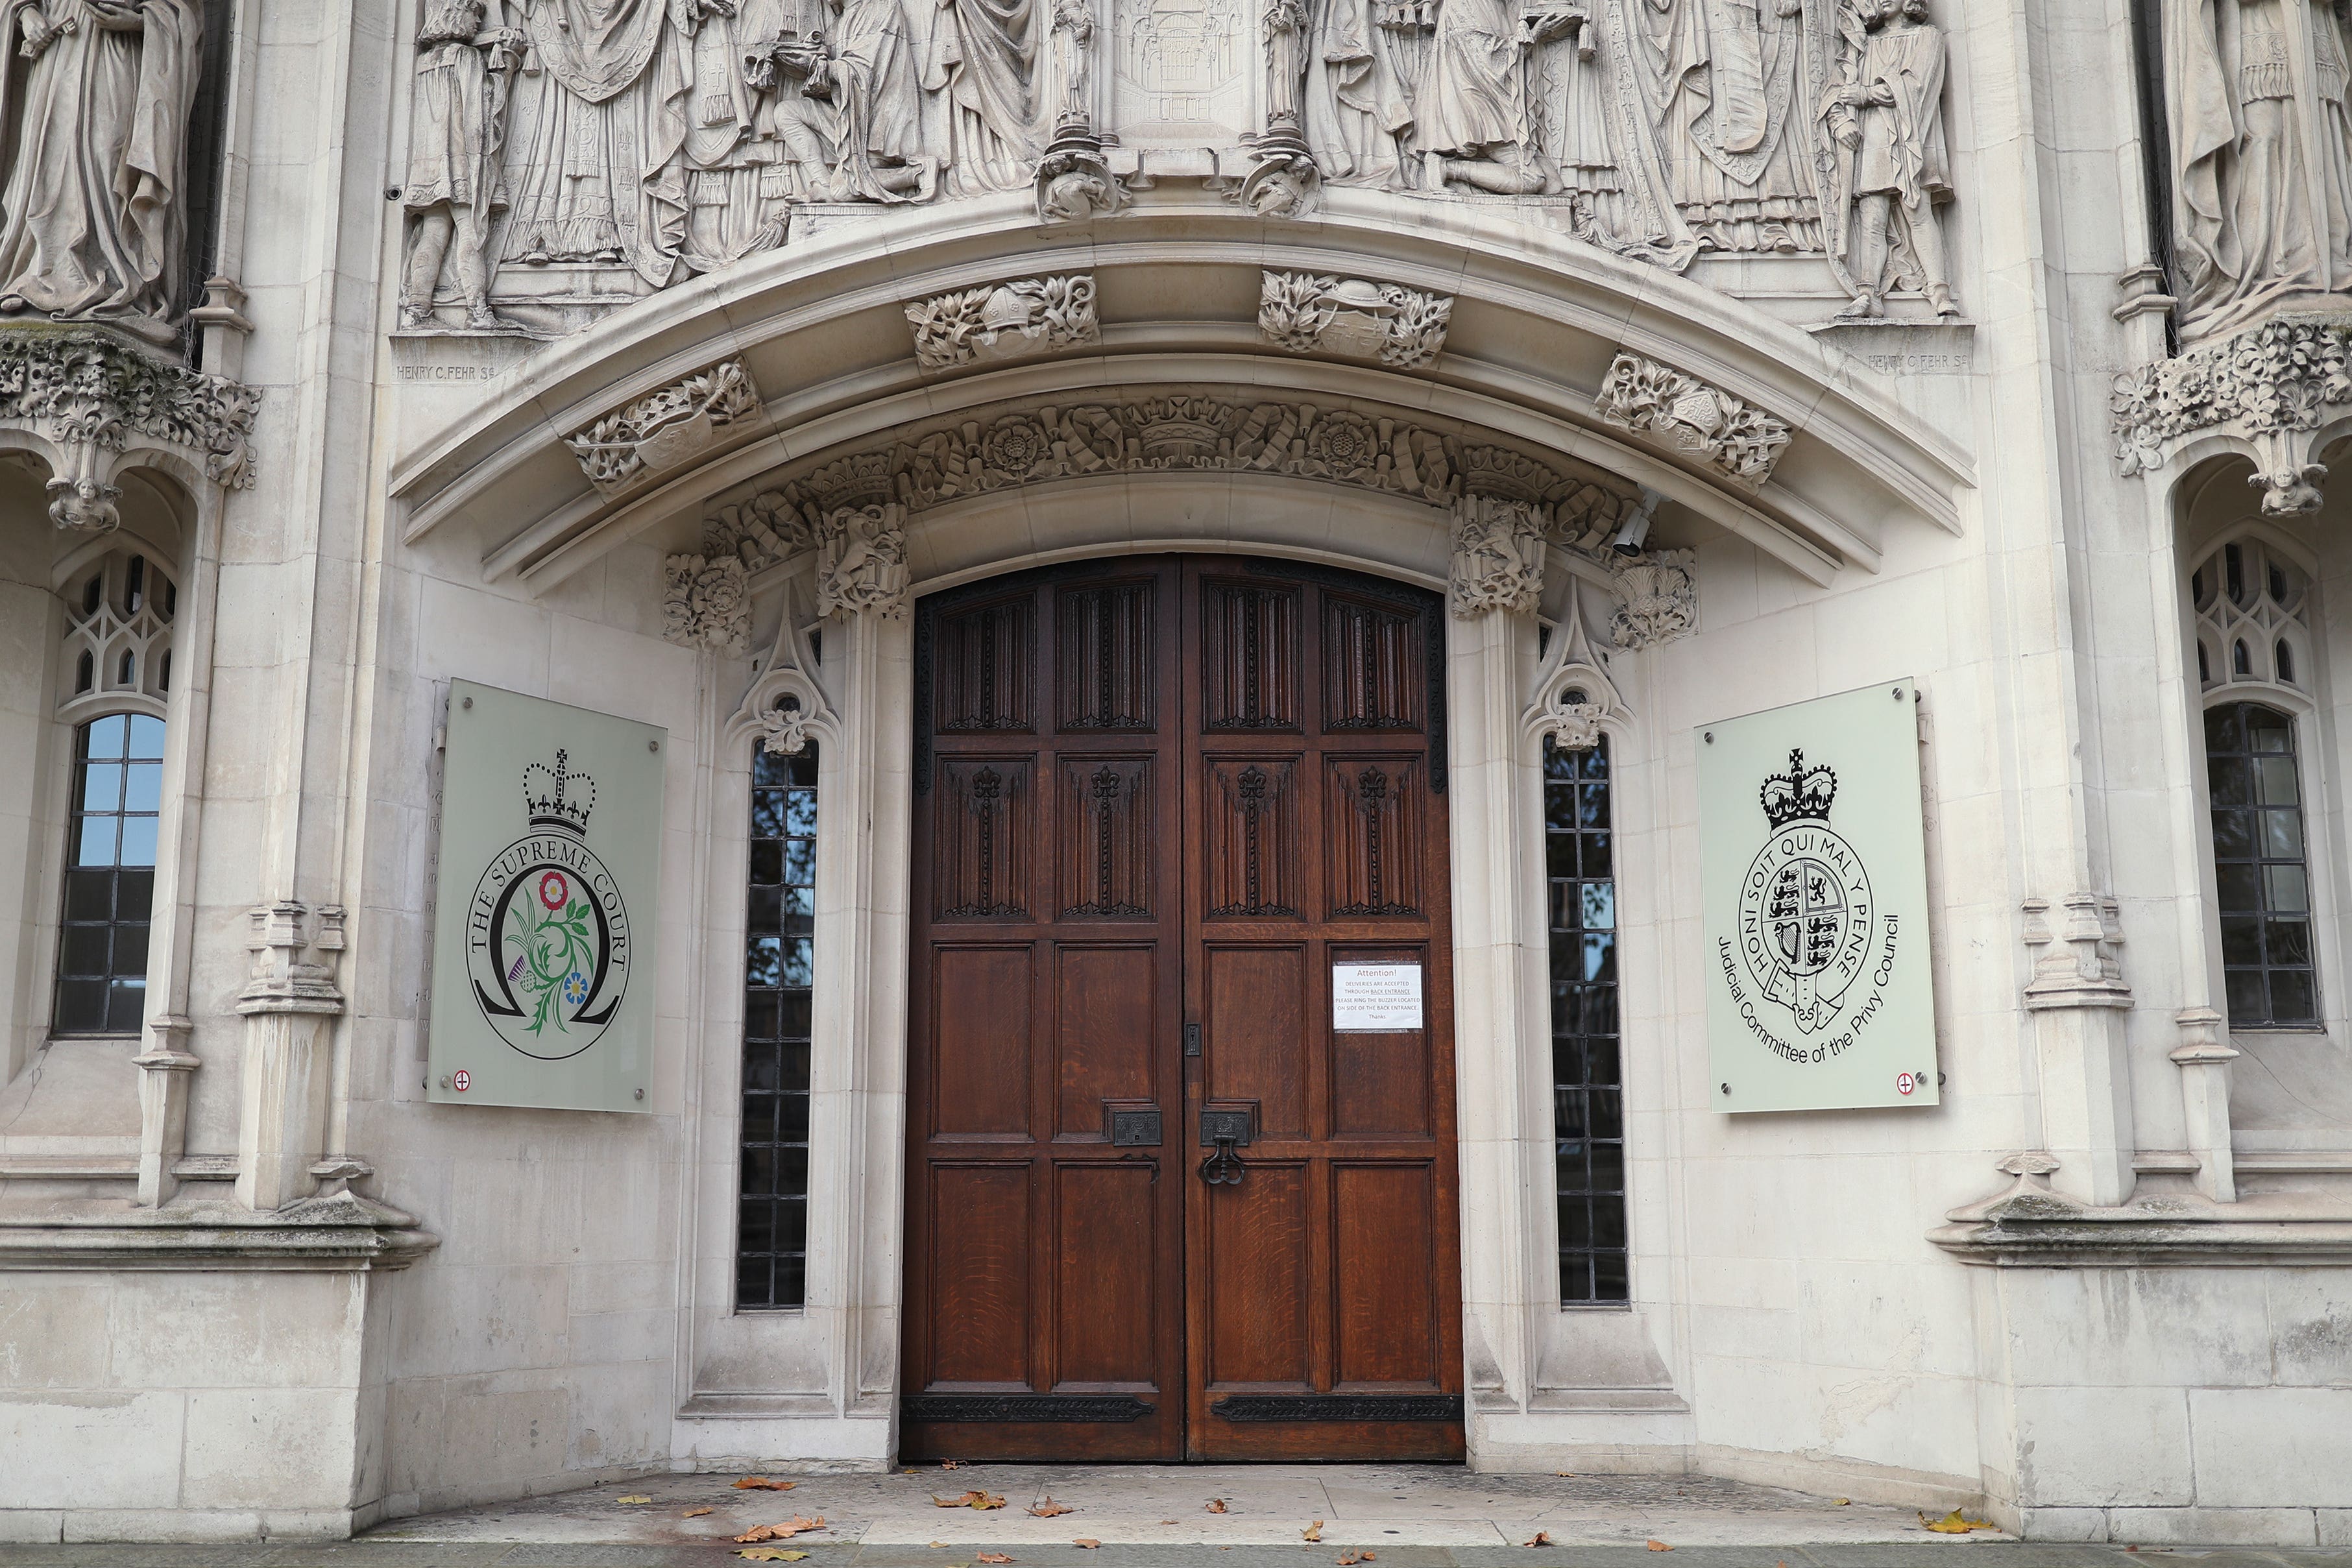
[2206,703,2319,1028]
[1546,731,1626,1303]
[738,742,818,1310]
[54,714,165,1035]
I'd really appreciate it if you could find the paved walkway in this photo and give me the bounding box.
[5,1465,2350,1566]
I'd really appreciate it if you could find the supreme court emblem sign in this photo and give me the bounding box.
[427,681,665,1113]
[1700,681,1937,1113]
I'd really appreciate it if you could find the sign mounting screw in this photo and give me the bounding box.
[1719,1082,1731,1095]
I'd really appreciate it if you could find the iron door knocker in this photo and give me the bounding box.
[1198,1134,1246,1185]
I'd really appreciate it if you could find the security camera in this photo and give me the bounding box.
[1612,488,1662,556]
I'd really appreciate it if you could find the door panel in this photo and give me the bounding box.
[904,555,1461,1462]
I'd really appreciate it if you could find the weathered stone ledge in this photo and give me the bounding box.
[0,1188,439,1272]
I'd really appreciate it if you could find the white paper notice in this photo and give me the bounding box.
[1331,962,1424,1031]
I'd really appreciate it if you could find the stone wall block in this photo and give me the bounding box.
[180,1389,363,1512]
[2190,1388,2352,1508]
[0,1391,184,1509]
[2012,1386,2192,1508]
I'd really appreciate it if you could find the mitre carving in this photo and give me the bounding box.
[1595,352,1792,489]
[566,358,760,496]
[1259,272,1453,368]
[906,274,1101,369]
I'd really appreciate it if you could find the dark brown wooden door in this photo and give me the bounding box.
[902,556,1462,1463]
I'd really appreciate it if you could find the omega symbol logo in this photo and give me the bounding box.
[463,750,633,1061]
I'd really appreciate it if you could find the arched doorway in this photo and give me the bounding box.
[900,554,1464,1462]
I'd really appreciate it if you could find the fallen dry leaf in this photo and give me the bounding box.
[1831,1497,1850,1506]
[735,1516,827,1543]
[1029,1498,1075,1517]
[1303,1521,1325,1542]
[930,1541,949,1548]
[684,1506,715,1518]
[1647,1541,1673,1552]
[976,1556,1015,1564]
[1524,1532,1551,1547]
[1919,1510,1995,1535]
[941,1458,963,1469]
[734,1551,808,1563]
[1159,1519,1177,1525]
[932,1490,1007,1510]
[735,1477,798,1491]
[1073,1539,1101,1550]
[1339,1555,1362,1566]
[616,1495,652,1505]
[1555,1471,1576,1478]
[1206,1499,1230,1514]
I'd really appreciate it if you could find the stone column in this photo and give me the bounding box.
[1444,496,1551,1425]
[234,902,346,1211]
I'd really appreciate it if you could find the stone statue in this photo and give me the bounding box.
[401,1,527,330]
[1305,0,1406,184]
[0,0,204,343]
[679,0,797,268]
[1418,0,1546,191]
[2167,0,2352,338]
[500,0,695,284]
[1633,0,1821,251]
[794,0,940,201]
[928,0,1039,193]
[1823,0,1954,316]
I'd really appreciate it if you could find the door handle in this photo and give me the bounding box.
[1120,1152,1159,1185]
[1198,1135,1246,1186]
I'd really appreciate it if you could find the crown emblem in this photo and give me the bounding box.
[1759,748,1836,829]
[524,750,596,836]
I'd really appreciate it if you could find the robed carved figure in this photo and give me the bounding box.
[0,0,204,339]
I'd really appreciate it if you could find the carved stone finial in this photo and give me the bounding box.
[756,695,816,757]
[566,358,760,496]
[1259,272,1452,368]
[1595,352,1793,489]
[1449,494,1548,618]
[2021,891,2132,1011]
[906,274,1100,370]
[816,501,912,620]
[662,552,752,655]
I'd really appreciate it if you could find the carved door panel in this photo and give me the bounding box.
[1181,560,1464,1461]
[904,559,1189,1460]
[903,556,1462,1463]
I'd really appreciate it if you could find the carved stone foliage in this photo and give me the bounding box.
[907,274,1101,369]
[694,389,1640,574]
[2111,317,2352,516]
[566,358,760,496]
[1595,351,1792,488]
[0,328,261,531]
[1608,548,1697,647]
[1259,272,1452,367]
[0,0,206,343]
[662,551,751,654]
[2164,0,2352,343]
[816,501,912,619]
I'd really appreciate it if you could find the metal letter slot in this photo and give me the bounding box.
[1184,1022,1202,1057]
[1109,1106,1163,1147]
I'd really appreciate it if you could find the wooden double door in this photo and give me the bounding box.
[902,555,1464,1462]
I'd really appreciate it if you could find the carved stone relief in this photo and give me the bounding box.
[1259,271,1452,366]
[388,0,1964,333]
[1523,585,1629,748]
[1608,547,1697,647]
[693,388,1639,573]
[662,551,752,654]
[1595,350,1791,488]
[2164,0,2352,343]
[2111,317,2350,515]
[566,358,761,496]
[0,330,261,532]
[816,501,913,618]
[0,0,206,344]
[1448,494,1548,616]
[906,274,1102,368]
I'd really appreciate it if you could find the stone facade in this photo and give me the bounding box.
[1,0,2350,1549]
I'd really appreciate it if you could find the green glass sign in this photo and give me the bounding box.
[1700,680,1938,1113]
[428,680,664,1113]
